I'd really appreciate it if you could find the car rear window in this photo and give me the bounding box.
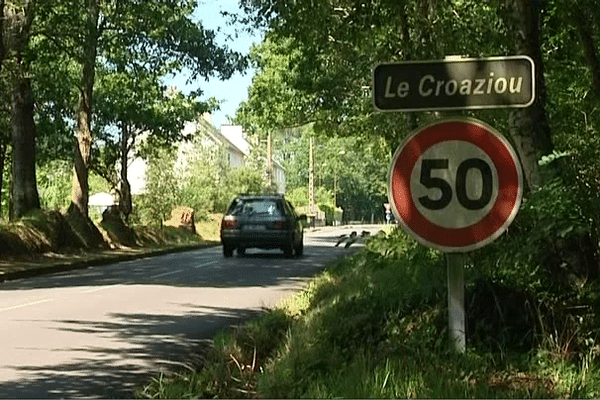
[229,199,284,217]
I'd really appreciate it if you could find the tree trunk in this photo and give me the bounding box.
[11,76,40,219]
[71,0,99,217]
[5,1,39,220]
[0,0,4,217]
[119,120,132,221]
[0,0,5,63]
[527,0,553,155]
[575,2,600,104]
[501,0,554,191]
[0,143,5,217]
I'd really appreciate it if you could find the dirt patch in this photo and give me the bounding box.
[65,204,106,250]
[0,207,207,257]
[100,206,137,247]
[0,206,219,282]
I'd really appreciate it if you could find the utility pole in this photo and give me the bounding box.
[309,137,315,215]
[266,131,273,191]
[334,171,338,208]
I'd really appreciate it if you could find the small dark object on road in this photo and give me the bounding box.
[334,234,348,247]
[335,231,371,248]
[344,231,359,248]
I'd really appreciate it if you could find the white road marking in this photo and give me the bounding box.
[0,298,53,312]
[81,284,122,293]
[150,269,184,279]
[197,260,219,268]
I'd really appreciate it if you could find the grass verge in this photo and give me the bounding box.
[0,210,221,279]
[137,227,600,399]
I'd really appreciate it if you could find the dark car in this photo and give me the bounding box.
[220,194,307,258]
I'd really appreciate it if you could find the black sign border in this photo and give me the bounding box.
[372,55,535,112]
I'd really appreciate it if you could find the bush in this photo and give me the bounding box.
[139,205,600,399]
[469,170,600,358]
[137,309,293,399]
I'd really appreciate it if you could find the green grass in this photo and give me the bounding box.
[194,213,222,242]
[137,227,600,399]
[0,208,213,257]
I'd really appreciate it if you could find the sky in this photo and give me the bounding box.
[166,0,263,128]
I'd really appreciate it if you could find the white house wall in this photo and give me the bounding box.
[127,114,285,196]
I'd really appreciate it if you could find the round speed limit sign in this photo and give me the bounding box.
[388,118,523,252]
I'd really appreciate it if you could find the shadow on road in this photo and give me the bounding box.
[0,305,261,398]
[0,227,380,398]
[0,242,354,291]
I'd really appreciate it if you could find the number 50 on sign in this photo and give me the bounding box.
[388,118,523,252]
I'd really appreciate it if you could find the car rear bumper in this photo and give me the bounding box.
[221,229,294,249]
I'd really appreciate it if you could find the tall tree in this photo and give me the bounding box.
[4,0,40,219]
[93,71,208,221]
[573,0,600,104]
[500,0,554,190]
[38,0,246,218]
[0,0,6,217]
[71,0,99,217]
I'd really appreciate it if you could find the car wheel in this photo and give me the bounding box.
[223,244,234,258]
[283,240,294,258]
[237,247,246,257]
[294,238,304,256]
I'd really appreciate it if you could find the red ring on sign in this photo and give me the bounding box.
[389,120,521,250]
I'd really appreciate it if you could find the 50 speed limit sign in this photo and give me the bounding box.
[388,118,523,252]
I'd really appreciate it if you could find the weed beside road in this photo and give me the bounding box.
[137,225,600,398]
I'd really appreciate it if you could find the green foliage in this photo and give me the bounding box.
[36,160,110,213]
[178,132,267,214]
[235,34,316,131]
[36,160,72,212]
[472,170,599,294]
[284,187,308,208]
[468,162,600,357]
[222,167,265,205]
[274,127,390,222]
[236,0,511,149]
[131,147,179,227]
[285,186,333,209]
[131,129,268,227]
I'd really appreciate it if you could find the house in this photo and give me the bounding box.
[127,113,286,196]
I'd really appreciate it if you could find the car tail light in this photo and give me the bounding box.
[222,218,238,229]
[273,220,288,229]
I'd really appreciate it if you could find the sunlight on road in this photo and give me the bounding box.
[0,224,382,398]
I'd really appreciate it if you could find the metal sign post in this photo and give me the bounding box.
[447,253,466,352]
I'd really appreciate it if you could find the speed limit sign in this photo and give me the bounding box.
[388,118,523,252]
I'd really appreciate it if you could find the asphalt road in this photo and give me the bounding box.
[0,225,380,398]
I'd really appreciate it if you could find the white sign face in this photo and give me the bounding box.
[388,118,523,252]
[410,141,500,229]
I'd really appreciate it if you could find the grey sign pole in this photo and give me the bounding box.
[447,253,466,353]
